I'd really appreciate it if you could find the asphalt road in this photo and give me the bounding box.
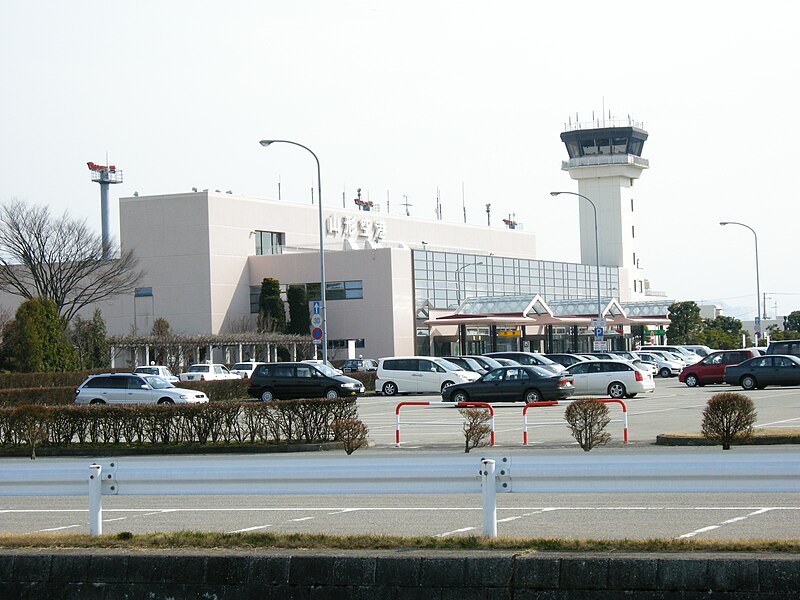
[1,379,799,540]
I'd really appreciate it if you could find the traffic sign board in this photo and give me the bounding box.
[311,314,322,328]
[311,327,323,340]
[593,327,604,338]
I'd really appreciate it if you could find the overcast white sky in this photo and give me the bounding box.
[1,1,797,322]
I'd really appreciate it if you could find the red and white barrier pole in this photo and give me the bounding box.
[394,401,430,447]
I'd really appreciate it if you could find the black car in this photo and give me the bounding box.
[723,355,800,390]
[462,355,504,371]
[441,365,574,404]
[247,362,365,401]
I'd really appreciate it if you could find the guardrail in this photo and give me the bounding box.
[522,399,628,445]
[2,452,799,538]
[394,401,495,447]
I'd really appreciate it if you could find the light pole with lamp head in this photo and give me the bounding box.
[259,139,328,363]
[720,221,761,343]
[454,260,484,355]
[550,191,604,326]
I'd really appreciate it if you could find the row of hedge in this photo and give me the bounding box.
[1,399,358,449]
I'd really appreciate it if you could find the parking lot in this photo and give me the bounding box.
[356,378,800,449]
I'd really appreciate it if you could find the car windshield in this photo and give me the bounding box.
[437,358,464,371]
[314,364,340,377]
[144,376,174,389]
[232,364,249,370]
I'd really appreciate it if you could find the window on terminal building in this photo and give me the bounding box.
[254,231,285,255]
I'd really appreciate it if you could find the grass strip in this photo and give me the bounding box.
[0,531,798,553]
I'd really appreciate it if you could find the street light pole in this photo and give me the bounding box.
[550,191,603,324]
[455,261,484,305]
[720,221,761,343]
[259,139,328,363]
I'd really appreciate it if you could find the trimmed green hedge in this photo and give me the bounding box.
[0,399,359,449]
[345,371,376,391]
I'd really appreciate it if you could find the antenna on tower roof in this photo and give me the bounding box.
[485,203,491,226]
[462,181,466,224]
[402,195,413,216]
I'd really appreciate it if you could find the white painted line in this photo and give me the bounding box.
[103,517,128,522]
[436,527,476,537]
[290,517,315,522]
[678,508,775,539]
[37,524,82,532]
[757,417,800,427]
[228,524,275,533]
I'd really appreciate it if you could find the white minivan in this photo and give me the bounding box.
[376,356,480,396]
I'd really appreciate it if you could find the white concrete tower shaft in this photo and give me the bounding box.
[560,121,649,299]
[88,162,123,259]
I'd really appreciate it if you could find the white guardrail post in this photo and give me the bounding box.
[481,459,497,538]
[88,463,103,536]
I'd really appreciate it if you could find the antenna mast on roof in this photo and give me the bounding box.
[462,181,466,223]
[402,195,413,216]
[435,187,442,220]
[485,203,491,226]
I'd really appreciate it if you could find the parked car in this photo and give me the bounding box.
[681,344,713,358]
[376,356,480,396]
[247,362,365,401]
[230,361,266,379]
[564,359,655,399]
[633,351,683,378]
[640,345,702,366]
[441,365,574,404]
[544,353,587,367]
[443,356,490,375]
[340,358,378,373]
[629,358,658,376]
[678,349,761,387]
[493,357,522,366]
[179,363,240,382]
[301,359,343,374]
[74,373,209,405]
[723,354,800,390]
[462,355,504,371]
[133,365,179,383]
[766,339,800,358]
[608,351,638,362]
[484,352,565,374]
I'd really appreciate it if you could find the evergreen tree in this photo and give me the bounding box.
[257,278,286,333]
[287,285,311,334]
[71,309,109,369]
[665,301,703,344]
[787,310,800,332]
[702,315,747,349]
[1,297,79,372]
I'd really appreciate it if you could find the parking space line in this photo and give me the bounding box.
[228,524,275,533]
[436,527,476,537]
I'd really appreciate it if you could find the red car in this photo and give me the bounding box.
[678,349,761,387]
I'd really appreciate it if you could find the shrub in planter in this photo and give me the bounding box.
[564,399,611,451]
[701,392,757,450]
[331,418,370,455]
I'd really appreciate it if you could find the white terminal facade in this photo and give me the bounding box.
[91,119,671,362]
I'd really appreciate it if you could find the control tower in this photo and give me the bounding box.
[560,117,649,298]
[88,161,123,259]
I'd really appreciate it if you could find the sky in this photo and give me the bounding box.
[1,1,798,323]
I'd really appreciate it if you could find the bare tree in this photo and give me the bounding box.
[0,200,144,323]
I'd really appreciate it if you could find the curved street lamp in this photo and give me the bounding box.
[720,221,761,342]
[455,261,484,304]
[259,140,328,362]
[550,191,603,325]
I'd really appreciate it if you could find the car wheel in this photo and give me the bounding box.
[260,389,275,402]
[157,398,174,405]
[325,388,340,400]
[740,375,757,390]
[89,399,105,405]
[441,381,455,393]
[659,367,671,378]
[452,390,469,404]
[382,381,398,396]
[684,374,699,388]
[524,389,542,403]
[608,382,627,399]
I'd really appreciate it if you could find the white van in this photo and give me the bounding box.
[376,356,480,396]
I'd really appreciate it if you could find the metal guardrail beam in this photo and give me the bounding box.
[1,452,799,537]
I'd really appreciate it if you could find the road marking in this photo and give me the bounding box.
[757,417,800,427]
[228,524,274,533]
[290,517,315,522]
[678,508,775,539]
[36,524,82,532]
[437,527,476,537]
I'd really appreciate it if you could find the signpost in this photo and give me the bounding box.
[309,301,323,345]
